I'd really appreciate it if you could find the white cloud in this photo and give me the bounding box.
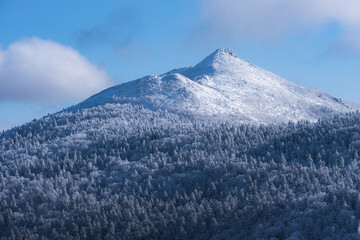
[199,0,360,51]
[0,37,113,102]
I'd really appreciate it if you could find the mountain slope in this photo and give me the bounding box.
[72,48,359,124]
[2,104,360,239]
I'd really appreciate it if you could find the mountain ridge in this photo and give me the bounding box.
[71,49,359,124]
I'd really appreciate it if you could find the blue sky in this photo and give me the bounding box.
[1,0,360,130]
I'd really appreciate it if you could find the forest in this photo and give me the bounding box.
[1,103,360,239]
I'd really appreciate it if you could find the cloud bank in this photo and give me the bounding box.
[0,38,112,102]
[199,0,360,52]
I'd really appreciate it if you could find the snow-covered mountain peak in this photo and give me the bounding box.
[71,49,360,124]
[193,48,242,72]
[198,48,239,65]
[170,48,253,82]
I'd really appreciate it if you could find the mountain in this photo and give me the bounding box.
[2,49,360,239]
[72,48,359,124]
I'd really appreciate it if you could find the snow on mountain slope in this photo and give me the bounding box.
[72,48,360,124]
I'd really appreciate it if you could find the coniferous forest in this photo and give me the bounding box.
[1,103,360,239]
